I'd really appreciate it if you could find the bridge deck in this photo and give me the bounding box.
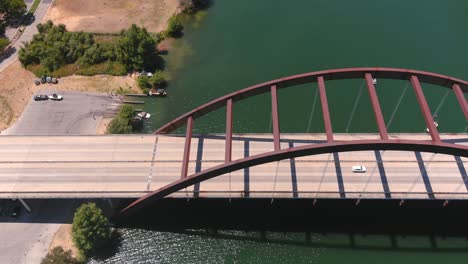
[0,134,466,199]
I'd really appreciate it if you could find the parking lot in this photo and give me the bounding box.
[3,90,121,135]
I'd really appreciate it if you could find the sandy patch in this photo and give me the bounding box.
[96,117,113,135]
[48,224,79,258]
[44,0,180,33]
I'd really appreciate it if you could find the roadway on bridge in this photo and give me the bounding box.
[0,134,466,199]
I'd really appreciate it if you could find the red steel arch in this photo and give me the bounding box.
[122,67,468,215]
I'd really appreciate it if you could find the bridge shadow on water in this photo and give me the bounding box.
[116,198,468,253]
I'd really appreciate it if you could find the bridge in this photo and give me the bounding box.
[0,68,467,216]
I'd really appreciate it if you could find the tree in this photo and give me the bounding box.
[119,104,134,120]
[41,247,81,264]
[107,117,132,134]
[116,24,157,71]
[72,203,111,258]
[136,75,151,90]
[166,15,183,37]
[149,71,166,87]
[0,37,9,52]
[0,0,26,22]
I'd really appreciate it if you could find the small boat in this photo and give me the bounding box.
[137,112,151,119]
[149,88,167,97]
[426,122,438,133]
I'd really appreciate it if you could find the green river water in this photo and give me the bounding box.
[95,1,468,263]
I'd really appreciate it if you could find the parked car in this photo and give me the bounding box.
[34,94,48,101]
[34,80,41,86]
[51,78,58,84]
[48,94,63,101]
[41,76,46,84]
[352,165,367,173]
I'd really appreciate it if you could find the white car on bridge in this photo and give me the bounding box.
[352,165,367,173]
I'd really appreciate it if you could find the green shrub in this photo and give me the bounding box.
[0,38,10,53]
[166,14,184,37]
[107,105,136,134]
[72,203,111,258]
[116,24,158,71]
[0,0,27,21]
[150,71,166,87]
[137,71,166,91]
[76,61,126,76]
[119,105,134,120]
[106,117,133,134]
[137,76,151,90]
[19,21,94,71]
[41,247,81,264]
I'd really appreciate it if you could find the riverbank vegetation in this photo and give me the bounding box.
[0,0,26,52]
[19,21,160,77]
[72,203,111,259]
[41,247,81,264]
[107,105,138,134]
[0,0,26,27]
[180,0,211,14]
[137,71,167,94]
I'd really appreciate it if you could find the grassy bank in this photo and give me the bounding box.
[28,0,42,14]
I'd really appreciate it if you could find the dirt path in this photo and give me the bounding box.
[44,0,180,33]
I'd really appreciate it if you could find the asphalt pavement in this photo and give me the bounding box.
[3,90,121,135]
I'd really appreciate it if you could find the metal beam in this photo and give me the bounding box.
[155,67,468,134]
[410,76,440,142]
[225,99,233,162]
[181,116,193,179]
[271,85,281,151]
[365,73,388,139]
[121,140,468,215]
[453,84,468,122]
[317,76,334,142]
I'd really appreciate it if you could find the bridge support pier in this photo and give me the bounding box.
[19,198,31,213]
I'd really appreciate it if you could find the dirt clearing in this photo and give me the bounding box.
[44,0,180,33]
[0,60,36,131]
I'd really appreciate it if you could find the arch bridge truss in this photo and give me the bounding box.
[122,67,468,214]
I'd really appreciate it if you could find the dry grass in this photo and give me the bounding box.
[51,74,141,94]
[0,60,36,131]
[44,0,180,33]
[48,224,79,258]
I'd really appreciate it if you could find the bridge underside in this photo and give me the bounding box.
[1,134,467,200]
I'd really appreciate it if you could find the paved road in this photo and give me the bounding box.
[0,200,76,264]
[0,90,120,264]
[3,91,121,135]
[0,134,466,199]
[0,0,54,72]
